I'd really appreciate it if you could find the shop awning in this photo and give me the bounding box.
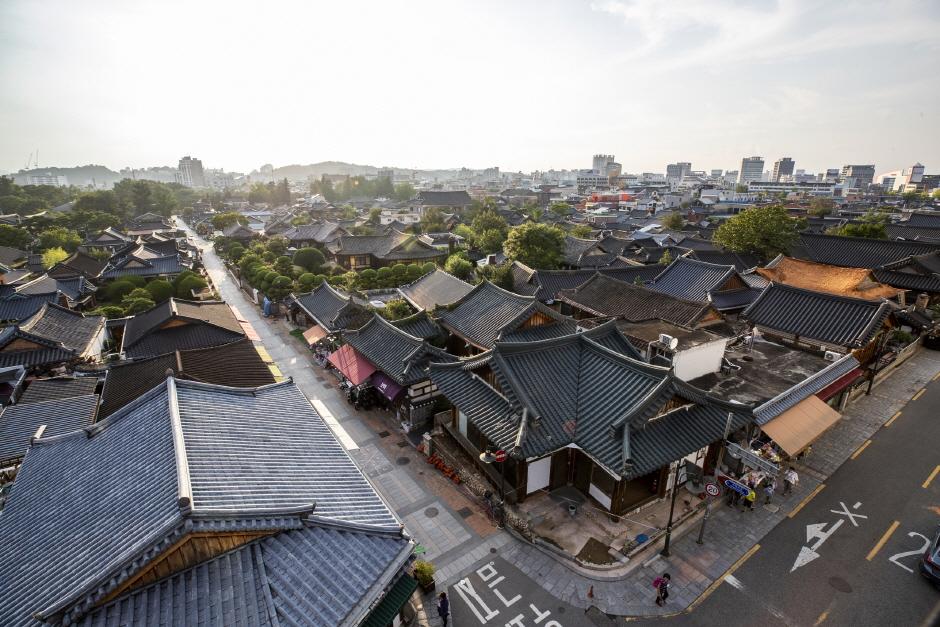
[361,574,418,627]
[302,325,327,346]
[816,368,863,401]
[328,344,376,386]
[760,395,841,457]
[373,372,404,401]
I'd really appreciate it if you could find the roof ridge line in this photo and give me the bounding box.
[166,377,193,514]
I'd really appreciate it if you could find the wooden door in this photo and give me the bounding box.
[573,450,592,494]
[549,450,568,490]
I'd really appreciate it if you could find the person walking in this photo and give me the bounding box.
[763,477,776,505]
[783,467,799,496]
[654,573,672,606]
[744,480,757,511]
[437,592,450,626]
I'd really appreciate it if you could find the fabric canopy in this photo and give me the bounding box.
[816,368,863,401]
[372,372,404,401]
[328,344,376,386]
[761,395,841,457]
[302,325,327,346]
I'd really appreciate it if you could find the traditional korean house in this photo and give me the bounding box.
[757,257,903,301]
[397,268,474,312]
[435,281,575,355]
[117,298,245,359]
[416,190,472,212]
[341,313,455,430]
[8,274,97,309]
[509,261,665,305]
[287,280,371,345]
[742,283,894,360]
[80,227,132,254]
[46,251,107,281]
[0,304,106,371]
[282,222,348,249]
[791,232,940,269]
[0,378,414,626]
[873,252,940,296]
[429,322,752,515]
[221,222,260,243]
[125,212,173,237]
[99,244,188,282]
[647,256,762,312]
[0,291,64,325]
[328,231,446,270]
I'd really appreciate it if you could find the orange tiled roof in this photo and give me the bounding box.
[756,257,902,300]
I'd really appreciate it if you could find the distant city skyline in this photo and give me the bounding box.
[1,0,938,175]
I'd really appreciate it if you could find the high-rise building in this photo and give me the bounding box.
[840,164,875,189]
[26,172,69,187]
[710,169,723,178]
[605,161,622,178]
[177,156,206,188]
[738,156,764,184]
[772,158,795,182]
[666,162,692,180]
[592,154,615,175]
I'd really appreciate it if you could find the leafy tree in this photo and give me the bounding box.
[376,266,393,286]
[569,224,593,238]
[393,183,416,202]
[293,247,325,272]
[367,206,383,224]
[212,212,248,230]
[92,305,126,319]
[379,299,413,321]
[735,184,748,193]
[248,182,271,204]
[477,263,514,290]
[0,225,33,249]
[503,223,566,269]
[124,297,156,315]
[227,244,246,262]
[659,248,673,265]
[103,280,137,303]
[470,209,509,254]
[807,197,834,217]
[274,255,294,277]
[421,262,437,274]
[445,255,473,280]
[713,204,804,259]
[358,268,378,290]
[42,247,69,268]
[660,212,684,230]
[266,236,289,257]
[829,210,889,239]
[340,205,357,220]
[420,207,447,233]
[262,250,276,263]
[176,275,208,298]
[298,272,317,291]
[267,275,294,301]
[172,269,196,289]
[549,201,573,216]
[145,279,174,303]
[291,214,311,226]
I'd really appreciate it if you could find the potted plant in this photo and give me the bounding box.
[413,560,436,593]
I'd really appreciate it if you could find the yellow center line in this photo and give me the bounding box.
[789,484,825,518]
[884,411,902,427]
[814,609,830,626]
[688,544,760,611]
[924,465,940,489]
[866,520,900,561]
[912,389,926,401]
[933,371,940,381]
[850,440,871,460]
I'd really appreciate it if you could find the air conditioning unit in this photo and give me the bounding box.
[658,334,679,350]
[823,350,842,362]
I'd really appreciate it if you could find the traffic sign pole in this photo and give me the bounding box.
[697,483,719,545]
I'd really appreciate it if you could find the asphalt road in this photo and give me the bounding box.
[631,372,940,627]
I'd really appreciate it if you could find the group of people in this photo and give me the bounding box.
[726,466,800,511]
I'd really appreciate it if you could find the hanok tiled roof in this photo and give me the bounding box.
[391,310,443,340]
[509,261,666,302]
[417,190,472,207]
[0,394,99,464]
[563,236,615,268]
[885,223,940,241]
[743,283,894,348]
[429,325,750,480]
[18,376,99,404]
[904,212,940,228]
[328,231,446,261]
[753,354,860,425]
[222,223,258,239]
[99,338,275,418]
[436,281,570,350]
[793,233,940,269]
[46,251,107,280]
[756,257,903,300]
[100,245,185,279]
[343,314,455,385]
[0,378,404,627]
[558,273,715,328]
[688,250,761,272]
[873,252,940,292]
[647,257,736,302]
[397,269,474,311]
[19,303,105,354]
[0,246,28,267]
[0,292,61,324]
[282,221,346,244]
[291,281,370,332]
[13,274,96,303]
[83,227,131,246]
[120,299,244,359]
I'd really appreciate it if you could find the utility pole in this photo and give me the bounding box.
[660,459,684,557]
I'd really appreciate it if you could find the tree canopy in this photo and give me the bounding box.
[660,212,684,230]
[807,197,835,217]
[211,212,248,230]
[828,209,889,239]
[0,225,33,249]
[503,223,566,269]
[37,227,81,252]
[712,204,804,259]
[41,247,69,268]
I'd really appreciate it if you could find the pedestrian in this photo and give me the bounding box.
[763,477,776,505]
[437,592,449,626]
[745,481,757,511]
[783,467,799,496]
[654,573,672,606]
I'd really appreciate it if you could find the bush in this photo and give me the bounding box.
[406,263,424,282]
[172,270,196,290]
[103,280,136,303]
[145,279,174,303]
[123,275,146,288]
[262,251,276,263]
[413,560,435,587]
[421,262,437,274]
[124,288,151,302]
[274,255,294,276]
[266,236,289,256]
[123,297,156,315]
[293,247,325,272]
[176,275,208,298]
[358,269,378,290]
[298,273,316,290]
[92,305,126,319]
[379,299,413,321]
[445,255,473,280]
[376,267,393,286]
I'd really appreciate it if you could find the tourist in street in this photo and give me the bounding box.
[654,573,672,606]
[783,467,799,495]
[744,480,757,511]
[437,592,450,626]
[763,477,776,504]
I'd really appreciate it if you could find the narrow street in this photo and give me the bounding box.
[631,375,940,627]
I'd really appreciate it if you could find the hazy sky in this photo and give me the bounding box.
[1,0,938,175]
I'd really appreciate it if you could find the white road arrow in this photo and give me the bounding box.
[805,523,828,543]
[791,546,821,572]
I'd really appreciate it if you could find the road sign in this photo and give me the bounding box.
[705,483,720,497]
[725,442,780,475]
[723,478,751,496]
[494,449,507,463]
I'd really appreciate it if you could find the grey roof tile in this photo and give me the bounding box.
[121,299,244,358]
[18,376,99,404]
[754,354,860,424]
[19,303,104,353]
[0,292,60,324]
[510,261,666,302]
[343,314,455,385]
[647,257,735,302]
[794,233,940,269]
[291,281,370,332]
[397,269,474,311]
[0,394,99,464]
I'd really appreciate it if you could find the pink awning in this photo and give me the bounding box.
[328,344,376,386]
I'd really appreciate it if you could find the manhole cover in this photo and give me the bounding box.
[829,576,852,593]
[377,431,390,438]
[396,457,410,466]
[490,547,497,553]
[425,507,439,518]
[557,607,566,614]
[457,507,473,519]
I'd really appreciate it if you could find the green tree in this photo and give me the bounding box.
[266,236,289,257]
[374,176,395,198]
[829,210,889,239]
[248,182,271,204]
[124,297,156,315]
[659,248,673,265]
[176,274,208,298]
[42,247,69,268]
[420,207,447,233]
[92,305,126,319]
[660,212,684,230]
[713,204,803,259]
[293,247,325,272]
[0,225,33,249]
[267,275,294,301]
[470,209,509,254]
[444,255,473,280]
[367,206,383,224]
[379,299,413,321]
[131,180,152,215]
[503,223,566,269]
[274,255,294,276]
[393,183,416,202]
[735,184,748,193]
[406,263,425,282]
[340,205,357,220]
[358,268,378,289]
[212,212,248,230]
[569,224,593,238]
[421,262,437,274]
[298,272,317,291]
[807,197,834,217]
[549,201,573,216]
[390,263,408,285]
[145,279,174,303]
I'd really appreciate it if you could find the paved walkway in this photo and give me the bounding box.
[182,221,940,620]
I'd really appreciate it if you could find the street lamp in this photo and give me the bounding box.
[660,459,685,557]
[480,446,508,528]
